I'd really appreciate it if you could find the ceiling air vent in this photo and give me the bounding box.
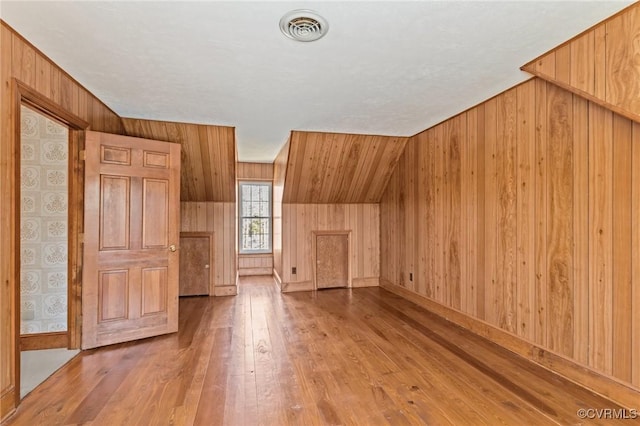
[279,10,329,42]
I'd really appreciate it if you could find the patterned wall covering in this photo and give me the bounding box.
[20,105,69,334]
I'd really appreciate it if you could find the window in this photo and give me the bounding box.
[239,182,271,253]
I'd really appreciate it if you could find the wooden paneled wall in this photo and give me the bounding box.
[283,131,408,203]
[1,21,124,419]
[237,162,273,181]
[237,161,273,277]
[278,204,380,292]
[180,202,237,296]
[238,255,273,276]
[122,118,236,202]
[380,78,640,400]
[272,140,289,282]
[522,2,640,124]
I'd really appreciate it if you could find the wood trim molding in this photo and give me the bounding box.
[281,281,314,293]
[380,279,640,409]
[214,285,238,297]
[12,79,89,410]
[20,332,68,351]
[238,268,272,276]
[15,80,90,130]
[1,389,16,422]
[351,277,379,288]
[273,268,283,291]
[519,69,640,125]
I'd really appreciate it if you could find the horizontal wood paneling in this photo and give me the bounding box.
[280,204,379,291]
[122,118,236,202]
[283,131,408,203]
[522,3,640,124]
[237,162,273,181]
[380,78,640,398]
[238,254,273,276]
[1,21,124,420]
[180,202,237,292]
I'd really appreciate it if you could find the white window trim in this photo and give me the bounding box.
[238,181,272,254]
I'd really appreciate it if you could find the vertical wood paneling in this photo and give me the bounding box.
[516,83,536,341]
[606,7,640,115]
[419,131,435,298]
[180,202,237,290]
[1,22,124,418]
[121,118,236,202]
[237,162,273,181]
[444,116,462,310]
[464,108,478,317]
[380,76,640,392]
[632,122,640,388]
[570,31,595,94]
[611,114,632,382]
[282,131,408,203]
[404,140,417,292]
[496,88,517,333]
[555,45,571,84]
[0,24,16,415]
[545,84,574,357]
[593,26,607,101]
[475,105,486,321]
[523,3,640,123]
[588,103,613,374]
[534,79,548,347]
[572,96,590,365]
[280,204,379,288]
[433,126,446,304]
[483,97,498,325]
[272,141,288,281]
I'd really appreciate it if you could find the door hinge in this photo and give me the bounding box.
[79,150,86,161]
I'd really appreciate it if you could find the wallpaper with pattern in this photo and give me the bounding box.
[20,105,69,334]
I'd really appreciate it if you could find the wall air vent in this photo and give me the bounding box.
[279,10,329,42]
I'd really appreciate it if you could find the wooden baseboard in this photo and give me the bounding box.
[273,269,282,291]
[380,279,640,409]
[1,387,16,422]
[20,332,68,351]
[214,285,238,297]
[351,277,379,288]
[281,281,314,293]
[238,268,272,276]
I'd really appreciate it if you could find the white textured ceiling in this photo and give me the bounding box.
[1,1,633,162]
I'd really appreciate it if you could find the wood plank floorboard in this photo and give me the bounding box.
[4,276,637,426]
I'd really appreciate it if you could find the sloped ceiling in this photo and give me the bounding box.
[282,131,408,203]
[1,1,633,162]
[522,2,640,123]
[121,118,236,202]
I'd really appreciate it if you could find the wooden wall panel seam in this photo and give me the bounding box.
[379,76,640,394]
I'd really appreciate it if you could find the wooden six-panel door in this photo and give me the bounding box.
[82,131,181,349]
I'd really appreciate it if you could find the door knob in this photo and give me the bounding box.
[169,244,177,252]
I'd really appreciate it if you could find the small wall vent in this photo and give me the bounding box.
[279,10,329,42]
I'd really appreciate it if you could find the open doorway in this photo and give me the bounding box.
[18,104,79,398]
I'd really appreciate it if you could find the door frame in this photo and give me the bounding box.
[13,79,89,405]
[312,230,351,290]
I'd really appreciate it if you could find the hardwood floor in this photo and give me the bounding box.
[4,276,637,425]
